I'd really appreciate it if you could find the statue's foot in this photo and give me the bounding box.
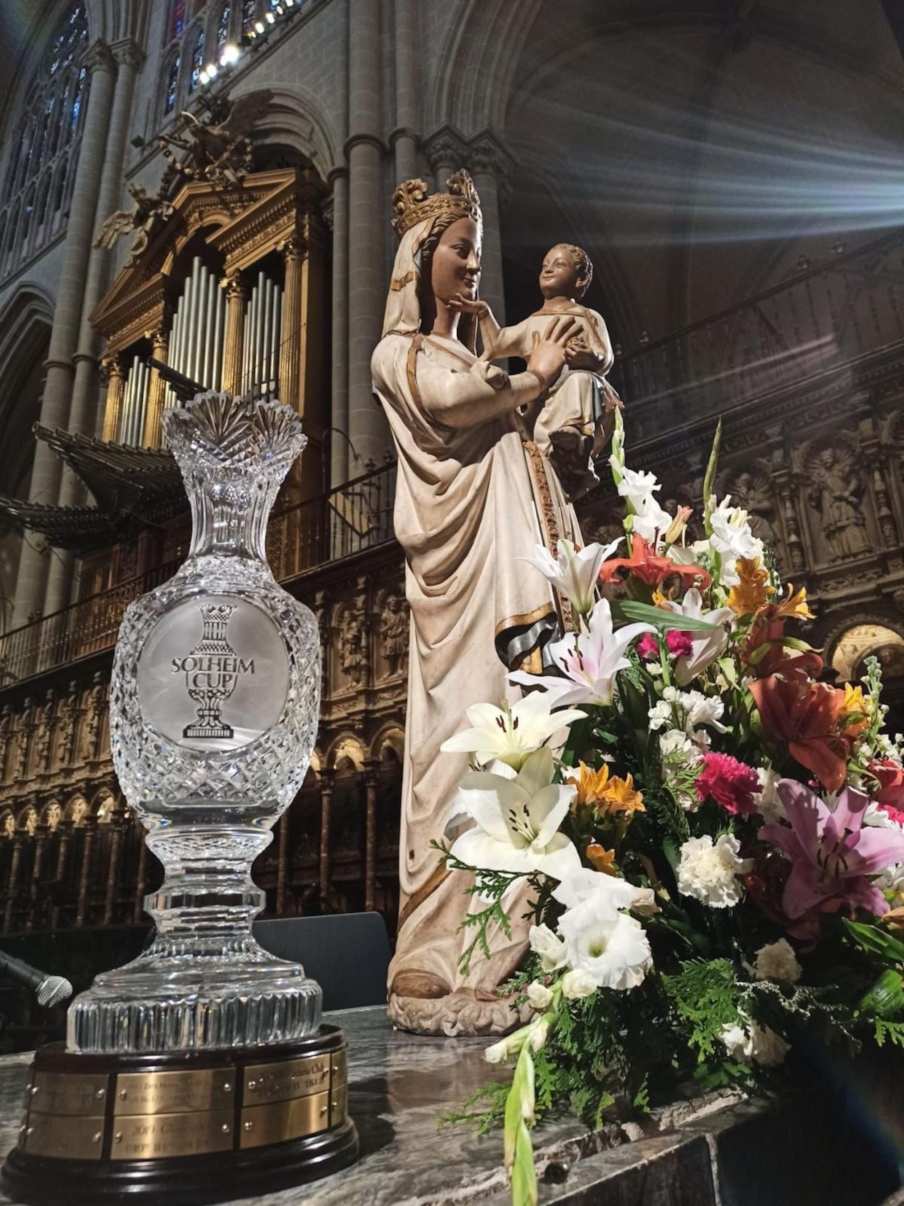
[389,969,451,1000]
[387,987,530,1037]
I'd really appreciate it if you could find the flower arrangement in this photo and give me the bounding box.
[439,413,904,1206]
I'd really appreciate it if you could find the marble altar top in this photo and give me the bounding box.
[0,1006,899,1205]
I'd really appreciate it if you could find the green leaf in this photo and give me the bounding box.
[702,419,722,535]
[616,599,718,634]
[511,1120,538,1206]
[843,919,904,965]
[859,970,904,1019]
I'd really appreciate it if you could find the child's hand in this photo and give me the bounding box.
[448,293,491,317]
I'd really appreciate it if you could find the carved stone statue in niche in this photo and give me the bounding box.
[379,595,408,676]
[13,697,35,780]
[56,680,80,767]
[82,672,107,761]
[33,688,56,774]
[731,470,776,545]
[0,704,11,779]
[807,446,870,561]
[337,609,367,687]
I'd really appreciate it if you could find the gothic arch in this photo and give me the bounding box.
[249,86,338,179]
[823,612,904,684]
[325,734,366,774]
[370,724,404,765]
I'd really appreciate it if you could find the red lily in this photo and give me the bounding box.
[749,674,851,793]
[599,534,710,590]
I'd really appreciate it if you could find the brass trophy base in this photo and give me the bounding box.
[2,1024,358,1205]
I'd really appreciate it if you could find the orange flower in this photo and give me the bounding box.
[775,584,813,622]
[727,557,774,616]
[744,583,820,679]
[585,842,618,875]
[599,534,710,591]
[748,674,851,792]
[567,762,645,816]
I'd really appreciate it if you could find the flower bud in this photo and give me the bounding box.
[562,968,597,1000]
[526,981,553,1011]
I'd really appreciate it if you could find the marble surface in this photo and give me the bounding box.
[0,1007,899,1205]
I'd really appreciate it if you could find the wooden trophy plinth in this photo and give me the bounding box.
[2,1024,358,1205]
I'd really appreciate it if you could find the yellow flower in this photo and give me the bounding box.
[840,683,871,738]
[727,557,774,616]
[775,583,813,621]
[567,762,645,816]
[651,588,671,609]
[585,842,618,875]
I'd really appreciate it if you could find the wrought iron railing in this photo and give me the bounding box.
[610,229,904,438]
[0,461,398,685]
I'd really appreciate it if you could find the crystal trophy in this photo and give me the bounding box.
[4,394,358,1203]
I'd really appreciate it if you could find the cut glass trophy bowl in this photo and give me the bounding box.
[69,393,322,1053]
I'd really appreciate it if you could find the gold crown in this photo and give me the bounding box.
[390,170,482,237]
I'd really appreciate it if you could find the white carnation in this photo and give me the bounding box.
[720,1019,789,1068]
[677,834,753,908]
[754,939,802,984]
[660,729,696,758]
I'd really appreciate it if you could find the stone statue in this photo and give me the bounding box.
[371,171,582,1035]
[453,243,621,501]
[33,687,56,773]
[731,471,776,544]
[337,608,367,686]
[13,697,35,781]
[379,595,408,676]
[94,182,174,262]
[807,447,870,561]
[0,704,11,780]
[56,680,80,768]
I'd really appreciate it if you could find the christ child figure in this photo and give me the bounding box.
[451,242,622,499]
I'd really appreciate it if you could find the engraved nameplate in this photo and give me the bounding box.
[29,1071,110,1117]
[114,1068,235,1116]
[109,1109,234,1160]
[243,1055,331,1106]
[239,1090,330,1149]
[22,1113,105,1160]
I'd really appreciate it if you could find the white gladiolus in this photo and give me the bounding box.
[561,968,597,1000]
[484,1031,523,1064]
[553,866,656,918]
[700,496,765,586]
[677,834,753,908]
[529,923,568,973]
[753,939,802,985]
[558,907,652,991]
[754,766,785,823]
[526,981,554,1011]
[527,1018,550,1052]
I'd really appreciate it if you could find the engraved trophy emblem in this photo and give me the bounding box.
[4,393,359,1204]
[178,603,250,739]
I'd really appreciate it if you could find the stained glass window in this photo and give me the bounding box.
[164,51,181,114]
[241,0,256,36]
[169,0,187,40]
[188,25,205,93]
[217,3,232,48]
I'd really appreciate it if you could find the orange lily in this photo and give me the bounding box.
[748,674,851,792]
[599,534,710,590]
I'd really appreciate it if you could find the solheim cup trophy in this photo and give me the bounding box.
[4,394,358,1203]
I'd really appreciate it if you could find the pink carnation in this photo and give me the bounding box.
[665,629,694,658]
[878,801,904,827]
[695,752,760,816]
[637,632,660,660]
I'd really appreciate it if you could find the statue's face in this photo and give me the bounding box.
[430,217,481,303]
[540,245,582,299]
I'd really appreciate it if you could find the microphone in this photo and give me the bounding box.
[0,950,73,1007]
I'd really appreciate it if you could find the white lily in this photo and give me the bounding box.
[510,598,654,708]
[557,905,652,991]
[447,748,580,881]
[661,588,733,686]
[440,692,585,771]
[528,538,620,617]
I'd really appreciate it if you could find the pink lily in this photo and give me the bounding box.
[761,779,904,922]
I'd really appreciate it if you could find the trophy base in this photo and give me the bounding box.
[2,1025,358,1206]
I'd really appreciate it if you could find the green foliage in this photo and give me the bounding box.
[662,959,741,1060]
[874,1018,904,1048]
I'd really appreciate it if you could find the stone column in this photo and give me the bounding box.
[61,40,144,467]
[50,821,71,930]
[221,273,248,394]
[469,134,513,331]
[27,824,48,932]
[425,126,466,193]
[328,168,350,484]
[76,817,97,928]
[392,0,419,183]
[319,768,335,909]
[279,235,306,413]
[3,836,23,932]
[12,41,116,628]
[275,811,289,916]
[103,802,126,924]
[347,0,388,471]
[142,328,170,448]
[363,759,380,912]
[100,355,126,441]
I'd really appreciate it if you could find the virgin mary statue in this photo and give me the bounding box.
[372,172,583,1035]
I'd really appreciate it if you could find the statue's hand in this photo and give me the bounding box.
[527,316,579,389]
[448,293,490,318]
